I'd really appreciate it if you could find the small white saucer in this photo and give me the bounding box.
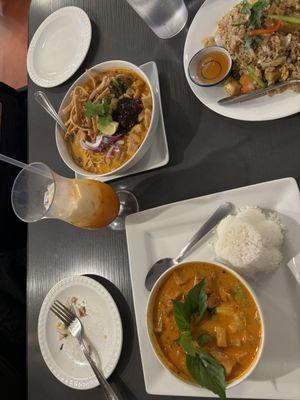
[27,7,92,88]
[75,61,169,182]
[38,276,123,390]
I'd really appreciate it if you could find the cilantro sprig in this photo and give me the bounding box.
[240,0,270,49]
[241,0,252,15]
[240,0,269,28]
[244,35,262,50]
[83,100,112,118]
[172,279,226,400]
[83,99,119,136]
[249,0,270,29]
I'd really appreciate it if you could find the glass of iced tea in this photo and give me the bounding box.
[11,162,122,229]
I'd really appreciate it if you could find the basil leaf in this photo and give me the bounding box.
[176,331,196,356]
[184,279,207,318]
[172,279,207,332]
[199,282,208,320]
[172,300,190,332]
[198,333,214,347]
[186,350,226,400]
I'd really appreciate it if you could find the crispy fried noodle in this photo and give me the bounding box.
[61,68,152,174]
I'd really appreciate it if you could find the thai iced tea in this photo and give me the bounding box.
[45,178,120,229]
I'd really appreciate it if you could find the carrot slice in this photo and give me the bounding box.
[239,74,253,93]
[246,20,282,36]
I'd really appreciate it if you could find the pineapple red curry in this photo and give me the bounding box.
[149,262,263,399]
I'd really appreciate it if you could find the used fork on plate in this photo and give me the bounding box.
[50,300,120,400]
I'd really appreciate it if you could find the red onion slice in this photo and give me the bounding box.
[80,136,103,151]
[80,134,124,153]
[105,145,115,161]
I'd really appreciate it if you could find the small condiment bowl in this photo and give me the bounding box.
[146,260,265,391]
[188,46,232,87]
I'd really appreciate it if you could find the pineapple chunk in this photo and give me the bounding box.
[216,304,235,316]
[216,326,227,347]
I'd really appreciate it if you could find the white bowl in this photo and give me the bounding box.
[55,60,159,177]
[188,46,232,87]
[146,260,265,391]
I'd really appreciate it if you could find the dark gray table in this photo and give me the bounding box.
[28,0,300,399]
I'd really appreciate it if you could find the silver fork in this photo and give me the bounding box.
[50,300,120,400]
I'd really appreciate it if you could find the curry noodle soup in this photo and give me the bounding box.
[149,262,263,386]
[62,68,153,174]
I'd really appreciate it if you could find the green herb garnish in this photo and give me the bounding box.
[198,333,214,346]
[241,0,252,15]
[175,331,197,356]
[184,278,207,320]
[248,0,270,29]
[244,34,262,49]
[172,280,226,399]
[240,0,270,49]
[83,99,119,135]
[240,0,270,29]
[83,100,112,118]
[186,349,226,400]
[172,300,190,332]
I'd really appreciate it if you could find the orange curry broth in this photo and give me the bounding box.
[151,262,262,384]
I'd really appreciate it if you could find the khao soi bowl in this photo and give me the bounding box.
[146,261,265,395]
[55,60,158,177]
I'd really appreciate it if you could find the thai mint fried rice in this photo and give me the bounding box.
[205,0,300,96]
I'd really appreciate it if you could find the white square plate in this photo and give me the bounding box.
[75,61,169,182]
[125,177,300,399]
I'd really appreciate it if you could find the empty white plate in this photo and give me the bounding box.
[38,276,123,390]
[27,7,91,88]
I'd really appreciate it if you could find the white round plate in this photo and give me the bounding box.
[183,0,300,121]
[38,276,123,390]
[27,7,91,88]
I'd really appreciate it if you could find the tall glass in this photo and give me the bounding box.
[126,0,188,39]
[11,162,134,230]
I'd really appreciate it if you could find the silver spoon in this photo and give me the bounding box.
[145,202,233,291]
[34,91,66,132]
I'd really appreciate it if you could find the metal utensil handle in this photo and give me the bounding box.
[80,342,120,400]
[34,91,66,132]
[218,79,300,105]
[174,202,233,264]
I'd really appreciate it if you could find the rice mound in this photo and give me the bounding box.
[214,208,284,275]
